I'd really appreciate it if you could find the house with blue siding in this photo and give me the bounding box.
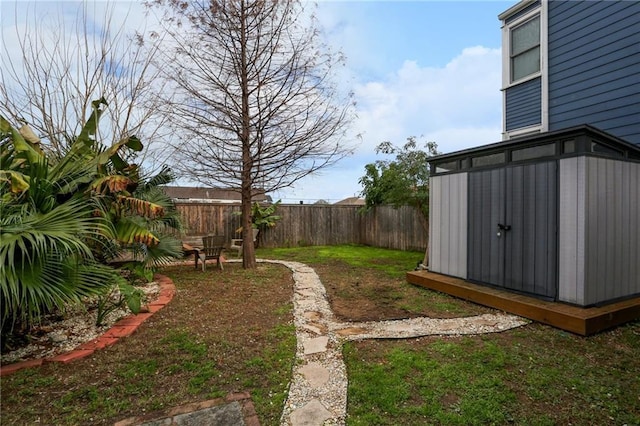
[501,0,640,144]
[408,0,640,335]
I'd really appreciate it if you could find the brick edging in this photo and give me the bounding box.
[113,392,260,426]
[0,274,175,377]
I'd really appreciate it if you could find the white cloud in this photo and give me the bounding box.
[276,45,504,203]
[352,46,502,155]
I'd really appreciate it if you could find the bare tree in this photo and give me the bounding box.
[0,2,169,170]
[148,0,354,268]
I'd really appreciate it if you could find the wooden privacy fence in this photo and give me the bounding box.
[175,203,428,252]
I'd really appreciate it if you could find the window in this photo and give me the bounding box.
[435,160,458,173]
[472,152,505,168]
[510,15,540,82]
[501,2,548,138]
[511,143,555,162]
[591,141,623,157]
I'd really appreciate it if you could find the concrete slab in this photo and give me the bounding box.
[303,311,322,321]
[289,399,331,426]
[115,394,257,426]
[335,327,368,336]
[296,289,316,298]
[169,401,244,425]
[299,362,330,388]
[303,336,328,355]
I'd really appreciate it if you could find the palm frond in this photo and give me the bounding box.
[116,195,165,218]
[91,175,133,195]
[114,218,160,246]
[143,234,184,268]
[139,166,175,192]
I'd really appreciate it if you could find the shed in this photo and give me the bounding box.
[426,125,640,308]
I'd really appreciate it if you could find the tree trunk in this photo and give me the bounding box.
[241,186,256,268]
[240,1,256,269]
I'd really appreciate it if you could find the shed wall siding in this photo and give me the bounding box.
[583,157,640,305]
[429,173,468,278]
[558,157,586,305]
[505,77,542,131]
[547,0,640,145]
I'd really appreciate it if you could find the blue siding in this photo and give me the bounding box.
[547,1,640,145]
[505,77,541,131]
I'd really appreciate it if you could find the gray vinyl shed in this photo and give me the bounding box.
[428,125,640,307]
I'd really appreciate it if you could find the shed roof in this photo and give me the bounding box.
[429,125,640,176]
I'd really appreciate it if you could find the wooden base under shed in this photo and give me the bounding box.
[407,270,640,336]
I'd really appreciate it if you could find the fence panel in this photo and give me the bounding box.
[175,203,427,251]
[359,205,428,251]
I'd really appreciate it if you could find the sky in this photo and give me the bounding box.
[1,0,515,204]
[278,0,513,204]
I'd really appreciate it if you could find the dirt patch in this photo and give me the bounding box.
[315,262,493,322]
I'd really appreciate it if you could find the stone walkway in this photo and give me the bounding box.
[264,260,530,426]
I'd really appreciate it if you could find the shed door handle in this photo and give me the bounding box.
[497,223,511,231]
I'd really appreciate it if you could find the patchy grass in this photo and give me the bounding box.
[3,245,639,425]
[260,245,640,425]
[259,244,421,277]
[258,245,491,321]
[344,323,640,425]
[0,263,296,425]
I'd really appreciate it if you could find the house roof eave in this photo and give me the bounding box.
[498,0,538,22]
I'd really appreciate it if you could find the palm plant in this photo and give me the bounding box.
[1,114,120,332]
[97,165,184,277]
[1,99,183,333]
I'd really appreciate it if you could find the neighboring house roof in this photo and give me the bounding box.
[161,186,270,203]
[334,197,366,206]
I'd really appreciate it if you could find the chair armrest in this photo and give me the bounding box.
[182,243,201,256]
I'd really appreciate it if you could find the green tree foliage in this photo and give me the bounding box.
[233,200,282,248]
[1,106,122,332]
[359,136,439,220]
[0,99,183,333]
[250,201,281,248]
[251,201,282,232]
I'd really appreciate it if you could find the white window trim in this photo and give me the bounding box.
[501,124,541,140]
[501,0,548,139]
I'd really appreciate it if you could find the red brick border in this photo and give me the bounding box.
[0,274,175,377]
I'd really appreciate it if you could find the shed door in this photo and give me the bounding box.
[468,161,557,299]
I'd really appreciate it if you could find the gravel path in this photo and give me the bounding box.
[255,260,530,426]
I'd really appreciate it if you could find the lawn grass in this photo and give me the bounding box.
[258,245,491,320]
[2,245,639,425]
[0,263,296,425]
[343,323,640,425]
[258,244,422,277]
[260,245,640,425]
